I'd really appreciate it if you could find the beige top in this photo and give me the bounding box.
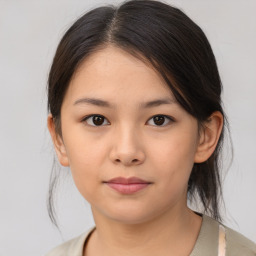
[45,215,256,256]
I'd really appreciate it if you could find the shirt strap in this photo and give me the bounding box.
[218,224,226,256]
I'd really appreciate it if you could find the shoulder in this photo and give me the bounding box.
[45,233,86,256]
[45,227,95,256]
[224,225,256,256]
[194,214,256,256]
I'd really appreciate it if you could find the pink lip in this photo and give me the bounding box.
[104,176,152,194]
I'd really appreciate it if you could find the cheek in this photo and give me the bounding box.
[151,132,198,189]
[153,131,197,166]
[61,128,106,199]
[62,121,106,167]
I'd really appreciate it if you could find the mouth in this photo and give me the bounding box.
[103,176,152,194]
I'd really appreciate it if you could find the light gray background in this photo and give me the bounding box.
[0,0,255,255]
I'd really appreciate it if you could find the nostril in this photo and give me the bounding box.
[114,158,139,164]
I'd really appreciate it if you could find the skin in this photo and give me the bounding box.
[48,45,223,256]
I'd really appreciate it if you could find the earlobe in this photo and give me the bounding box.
[47,114,70,167]
[194,111,223,163]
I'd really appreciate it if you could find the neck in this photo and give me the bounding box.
[85,206,202,256]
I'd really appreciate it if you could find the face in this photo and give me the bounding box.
[52,46,202,224]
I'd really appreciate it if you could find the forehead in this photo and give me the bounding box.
[64,46,175,106]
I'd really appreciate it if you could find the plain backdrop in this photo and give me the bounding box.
[0,0,255,255]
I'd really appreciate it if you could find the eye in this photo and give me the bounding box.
[147,115,174,126]
[82,115,110,126]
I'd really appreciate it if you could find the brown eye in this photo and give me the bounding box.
[147,115,174,126]
[153,116,165,125]
[83,115,109,126]
[93,116,104,125]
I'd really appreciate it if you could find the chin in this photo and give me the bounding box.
[101,206,161,225]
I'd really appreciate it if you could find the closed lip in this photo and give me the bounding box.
[104,176,151,184]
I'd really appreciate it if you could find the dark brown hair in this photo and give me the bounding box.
[47,0,229,226]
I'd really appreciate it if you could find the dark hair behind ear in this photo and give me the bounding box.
[47,0,230,226]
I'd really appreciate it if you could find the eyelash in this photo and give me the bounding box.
[81,114,175,127]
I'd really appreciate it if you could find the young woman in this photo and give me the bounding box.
[46,0,256,255]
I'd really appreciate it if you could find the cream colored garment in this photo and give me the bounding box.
[45,215,256,256]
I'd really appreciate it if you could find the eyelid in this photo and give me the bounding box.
[81,114,110,127]
[81,114,175,127]
[146,115,175,127]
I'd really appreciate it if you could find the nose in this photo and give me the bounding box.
[109,126,146,166]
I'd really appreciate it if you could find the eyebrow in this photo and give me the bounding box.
[73,97,176,108]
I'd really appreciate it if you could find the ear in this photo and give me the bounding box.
[47,114,69,167]
[194,111,223,163]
